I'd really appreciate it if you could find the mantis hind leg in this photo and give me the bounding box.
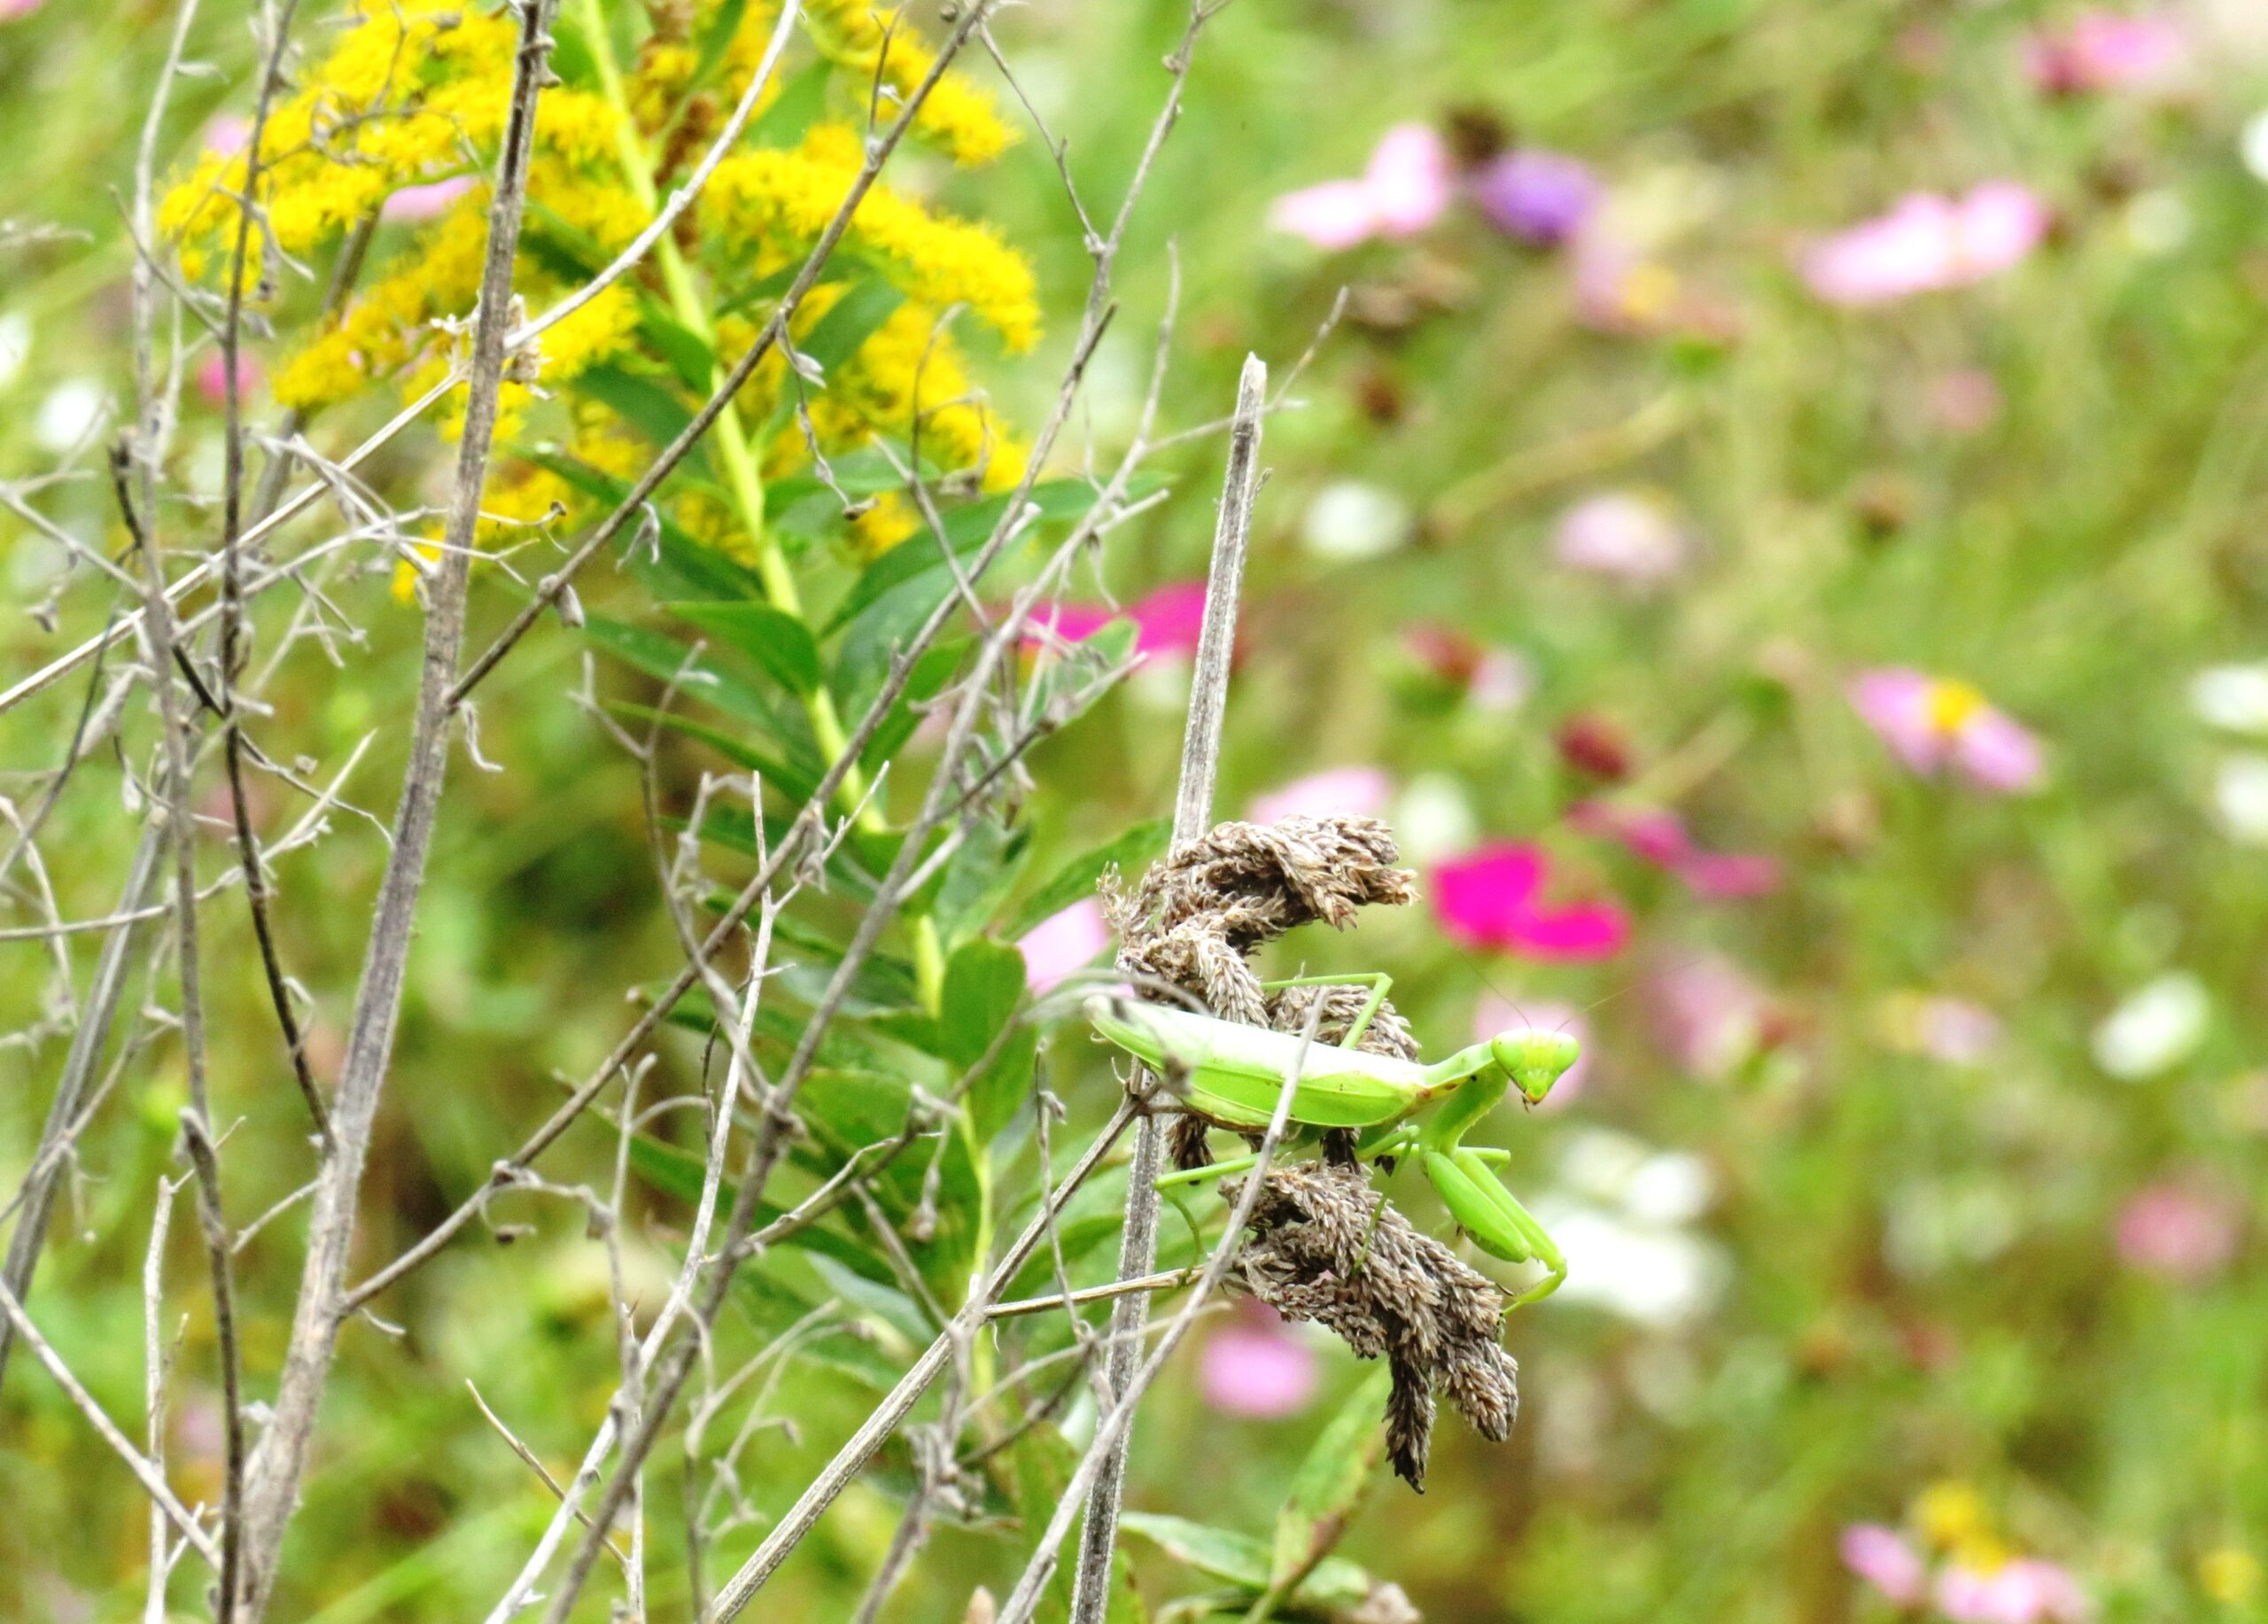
[1258,971,1394,1051]
[1155,1150,1263,1192]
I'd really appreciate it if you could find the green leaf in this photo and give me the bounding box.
[860,638,968,771]
[1270,1369,1394,1593]
[796,1067,983,1294]
[797,276,905,378]
[583,615,812,751]
[603,703,821,805]
[545,14,601,88]
[1002,818,1170,942]
[519,449,767,602]
[826,480,1122,635]
[935,818,1033,952]
[750,59,831,149]
[573,363,711,476]
[1117,1516,1372,1612]
[666,601,824,695]
[690,0,750,89]
[627,1137,892,1284]
[638,298,718,393]
[942,937,1037,1144]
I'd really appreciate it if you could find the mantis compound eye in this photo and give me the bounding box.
[1493,1029,1581,1104]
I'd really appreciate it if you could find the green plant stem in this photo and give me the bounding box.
[576,1,882,842]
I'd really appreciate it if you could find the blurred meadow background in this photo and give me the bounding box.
[4,0,2268,1620]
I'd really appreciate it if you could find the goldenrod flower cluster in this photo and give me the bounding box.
[162,0,1037,564]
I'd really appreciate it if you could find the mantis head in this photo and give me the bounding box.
[1489,1028,1581,1105]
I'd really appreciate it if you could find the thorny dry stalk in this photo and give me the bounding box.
[0,0,1345,1616]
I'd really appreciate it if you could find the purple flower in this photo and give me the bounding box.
[1015,899,1109,997]
[1269,123,1452,251]
[194,349,261,409]
[1802,183,2049,307]
[1937,1558,2089,1623]
[1841,1524,1929,1608]
[1848,668,2045,793]
[1471,149,1601,245]
[1248,765,1394,828]
[1199,1301,1319,1418]
[2116,1180,2241,1282]
[1553,491,1690,586]
[1431,843,1630,961]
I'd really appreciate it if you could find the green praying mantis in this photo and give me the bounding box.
[1085,972,1579,1308]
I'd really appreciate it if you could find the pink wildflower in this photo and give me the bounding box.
[1199,1301,1319,1418]
[1553,491,1690,585]
[382,175,477,223]
[1937,1558,2089,1623]
[194,349,260,410]
[2026,12,2186,95]
[1269,124,1453,251]
[1401,624,1534,712]
[1016,899,1110,997]
[1570,801,1781,899]
[1647,954,1769,1077]
[2115,1180,2241,1282]
[1841,1524,1929,1608]
[1248,765,1394,828]
[1028,582,1211,660]
[203,113,252,156]
[0,0,44,17]
[1849,668,2044,792]
[1930,369,2004,434]
[1915,997,2002,1065]
[1802,183,2049,307]
[1431,843,1630,961]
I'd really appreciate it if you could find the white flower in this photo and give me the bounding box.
[1536,1201,1726,1327]
[1388,772,1476,864]
[2122,190,2191,256]
[1301,479,1410,561]
[2244,109,2268,184]
[2092,972,2210,1080]
[33,377,107,453]
[2214,753,2268,844]
[2191,663,2268,734]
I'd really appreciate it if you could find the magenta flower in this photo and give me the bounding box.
[1401,624,1534,712]
[1841,1524,1929,1608]
[2116,1180,2241,1282]
[194,349,260,410]
[1849,668,2044,793]
[1553,491,1690,585]
[1570,801,1782,899]
[382,174,477,223]
[1268,123,1453,251]
[1016,898,1110,997]
[1029,581,1210,660]
[2025,12,2186,96]
[1431,843,1630,961]
[1802,183,2049,307]
[1471,149,1601,246]
[1248,765,1394,828]
[1937,1558,2089,1623]
[1199,1301,1319,1418]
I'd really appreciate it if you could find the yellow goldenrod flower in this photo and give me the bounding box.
[1913,1480,1995,1555]
[2201,1548,2263,1606]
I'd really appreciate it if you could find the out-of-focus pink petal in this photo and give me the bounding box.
[1269,179,1383,251]
[1129,581,1210,657]
[1681,851,1783,898]
[1570,801,1693,868]
[1648,954,1767,1078]
[1430,843,1547,948]
[1803,195,1960,306]
[1199,1301,1318,1418]
[1507,901,1630,960]
[1016,899,1110,996]
[1840,1524,1929,1607]
[1553,491,1689,584]
[194,349,260,410]
[2029,12,2186,94]
[1848,667,1946,771]
[1930,368,2004,433]
[0,0,47,19]
[1362,123,1454,237]
[1952,183,2051,281]
[1915,996,2001,1064]
[203,113,252,155]
[1955,708,2045,793]
[1938,1558,2091,1623]
[1027,602,1120,645]
[2116,1181,2241,1282]
[1248,765,1394,828]
[382,175,477,223]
